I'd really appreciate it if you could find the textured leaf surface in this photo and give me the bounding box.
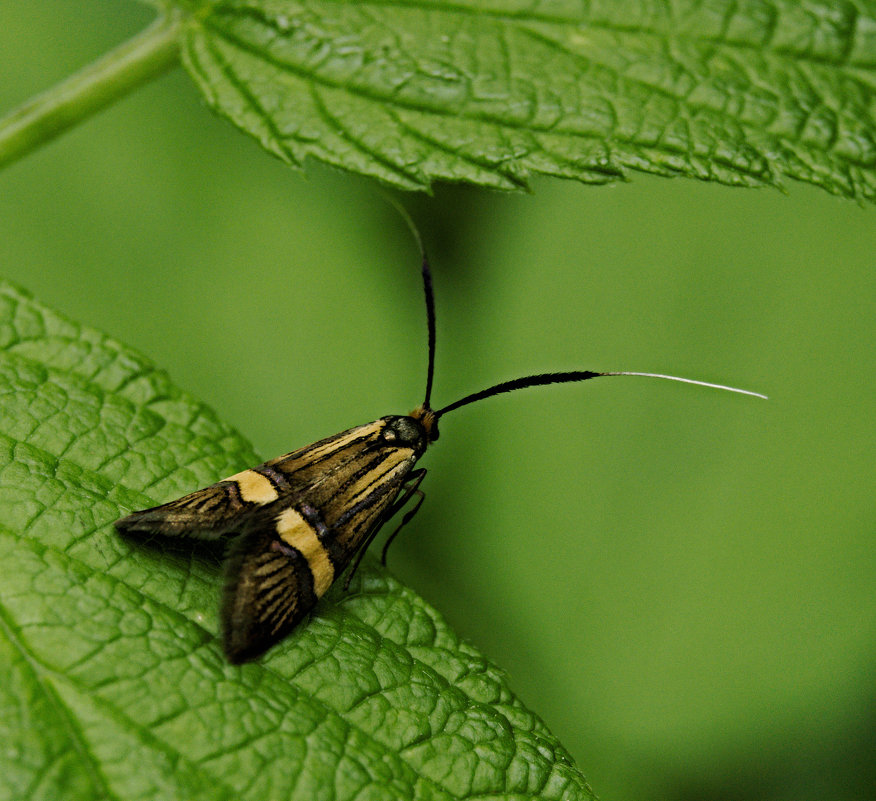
[179,0,876,199]
[0,280,595,801]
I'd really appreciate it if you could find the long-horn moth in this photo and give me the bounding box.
[116,231,764,663]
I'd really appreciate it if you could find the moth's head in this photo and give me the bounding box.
[408,405,439,444]
[380,413,433,455]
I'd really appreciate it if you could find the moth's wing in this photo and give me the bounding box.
[115,421,392,543]
[115,468,288,541]
[221,510,319,663]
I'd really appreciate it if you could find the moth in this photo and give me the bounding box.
[116,246,765,663]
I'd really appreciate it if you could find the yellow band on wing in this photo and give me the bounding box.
[225,470,280,504]
[275,507,335,598]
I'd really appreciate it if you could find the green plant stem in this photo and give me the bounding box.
[0,14,182,170]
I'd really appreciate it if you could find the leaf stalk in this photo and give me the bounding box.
[0,14,182,170]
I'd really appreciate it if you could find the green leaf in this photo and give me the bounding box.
[179,0,876,199]
[0,279,595,801]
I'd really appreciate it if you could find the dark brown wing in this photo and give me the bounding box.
[220,421,424,661]
[115,477,259,540]
[221,511,318,663]
[114,422,386,540]
[115,419,425,661]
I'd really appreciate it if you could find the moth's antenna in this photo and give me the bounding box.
[380,195,436,411]
[435,370,766,418]
[376,196,767,428]
[600,372,767,398]
[420,251,437,411]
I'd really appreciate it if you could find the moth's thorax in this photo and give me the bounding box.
[379,414,430,455]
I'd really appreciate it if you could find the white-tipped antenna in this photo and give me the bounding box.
[601,372,768,399]
[435,369,767,417]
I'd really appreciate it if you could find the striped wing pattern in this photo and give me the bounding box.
[115,419,422,661]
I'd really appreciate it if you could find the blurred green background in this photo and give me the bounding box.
[2,3,874,800]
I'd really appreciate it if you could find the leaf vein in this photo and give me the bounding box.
[0,597,118,800]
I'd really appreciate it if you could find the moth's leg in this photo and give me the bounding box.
[343,468,427,590]
[379,471,427,567]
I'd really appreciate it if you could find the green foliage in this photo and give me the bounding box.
[1,1,875,199]
[1,3,874,800]
[181,0,876,197]
[0,281,595,801]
